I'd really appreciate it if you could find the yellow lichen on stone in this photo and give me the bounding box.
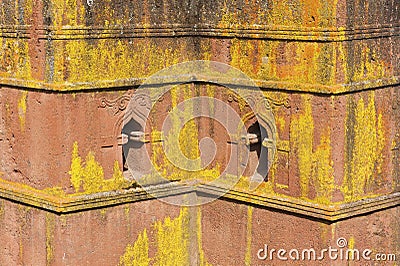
[290,95,335,202]
[197,208,212,266]
[219,3,391,94]
[64,0,81,26]
[0,200,4,220]
[154,208,190,265]
[312,131,335,204]
[230,39,264,79]
[348,236,355,250]
[149,84,222,183]
[30,0,131,29]
[257,41,338,87]
[151,85,198,181]
[45,213,55,266]
[220,0,340,86]
[292,43,320,84]
[345,237,359,259]
[120,207,196,266]
[50,0,85,28]
[245,206,253,266]
[68,142,129,194]
[42,187,67,197]
[342,92,385,201]
[351,46,386,83]
[218,0,336,29]
[51,40,181,85]
[103,161,127,191]
[17,90,28,130]
[290,95,314,198]
[99,208,107,217]
[51,0,65,29]
[21,0,34,24]
[268,0,296,26]
[82,151,105,193]
[69,141,84,192]
[0,39,32,80]
[119,229,150,266]
[179,86,200,162]
[275,115,286,134]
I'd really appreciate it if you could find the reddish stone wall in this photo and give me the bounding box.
[0,196,398,265]
[0,0,398,265]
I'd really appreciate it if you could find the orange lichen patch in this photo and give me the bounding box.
[227,37,341,88]
[223,14,391,93]
[257,41,337,86]
[0,0,395,95]
[230,39,265,79]
[300,0,322,27]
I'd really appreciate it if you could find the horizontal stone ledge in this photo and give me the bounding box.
[0,178,398,222]
[0,23,399,41]
[0,178,190,213]
[0,75,399,95]
[199,185,400,222]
